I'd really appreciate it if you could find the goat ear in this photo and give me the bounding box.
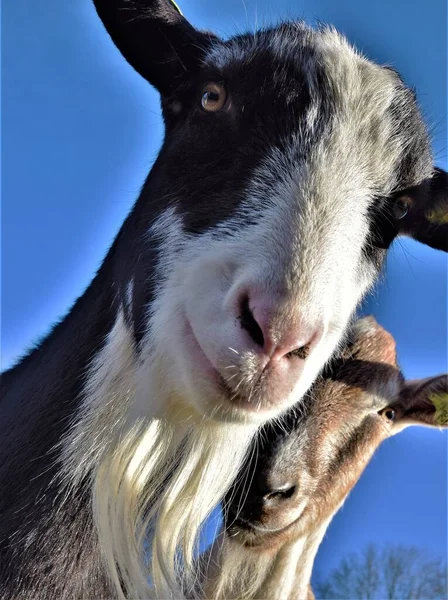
[393,374,448,430]
[92,0,216,96]
[395,168,448,252]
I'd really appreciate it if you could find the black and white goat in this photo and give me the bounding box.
[204,317,447,600]
[1,0,447,598]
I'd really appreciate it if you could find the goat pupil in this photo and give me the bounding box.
[204,91,219,104]
[393,199,409,220]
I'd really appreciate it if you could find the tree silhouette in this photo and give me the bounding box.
[315,544,447,600]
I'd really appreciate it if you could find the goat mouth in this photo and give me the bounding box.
[226,505,302,548]
[226,517,288,549]
[226,505,273,534]
[217,376,269,412]
[231,517,284,535]
[183,317,275,414]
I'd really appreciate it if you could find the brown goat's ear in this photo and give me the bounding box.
[93,0,217,96]
[394,168,448,252]
[393,374,448,430]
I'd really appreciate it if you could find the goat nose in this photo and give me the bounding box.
[238,293,320,362]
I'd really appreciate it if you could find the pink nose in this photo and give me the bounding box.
[238,291,321,364]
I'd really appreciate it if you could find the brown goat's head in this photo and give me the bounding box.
[226,316,447,551]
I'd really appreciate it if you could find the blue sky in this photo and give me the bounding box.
[2,0,447,582]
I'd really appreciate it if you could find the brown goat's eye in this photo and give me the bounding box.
[392,198,410,220]
[201,83,227,112]
[380,407,396,422]
[263,485,296,503]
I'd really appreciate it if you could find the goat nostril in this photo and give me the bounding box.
[239,296,264,348]
[263,485,296,503]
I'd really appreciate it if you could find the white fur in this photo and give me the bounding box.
[202,518,331,600]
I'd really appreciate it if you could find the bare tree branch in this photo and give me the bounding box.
[314,543,447,600]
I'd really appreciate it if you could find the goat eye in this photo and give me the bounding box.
[392,198,410,220]
[379,407,396,421]
[201,83,227,112]
[263,485,296,502]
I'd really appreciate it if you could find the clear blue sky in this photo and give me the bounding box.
[2,0,447,582]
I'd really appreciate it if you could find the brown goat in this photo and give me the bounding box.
[202,316,447,599]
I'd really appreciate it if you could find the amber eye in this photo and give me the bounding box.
[392,198,410,220]
[201,83,227,112]
[263,485,296,503]
[380,407,396,422]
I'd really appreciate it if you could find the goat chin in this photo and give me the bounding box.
[198,534,274,600]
